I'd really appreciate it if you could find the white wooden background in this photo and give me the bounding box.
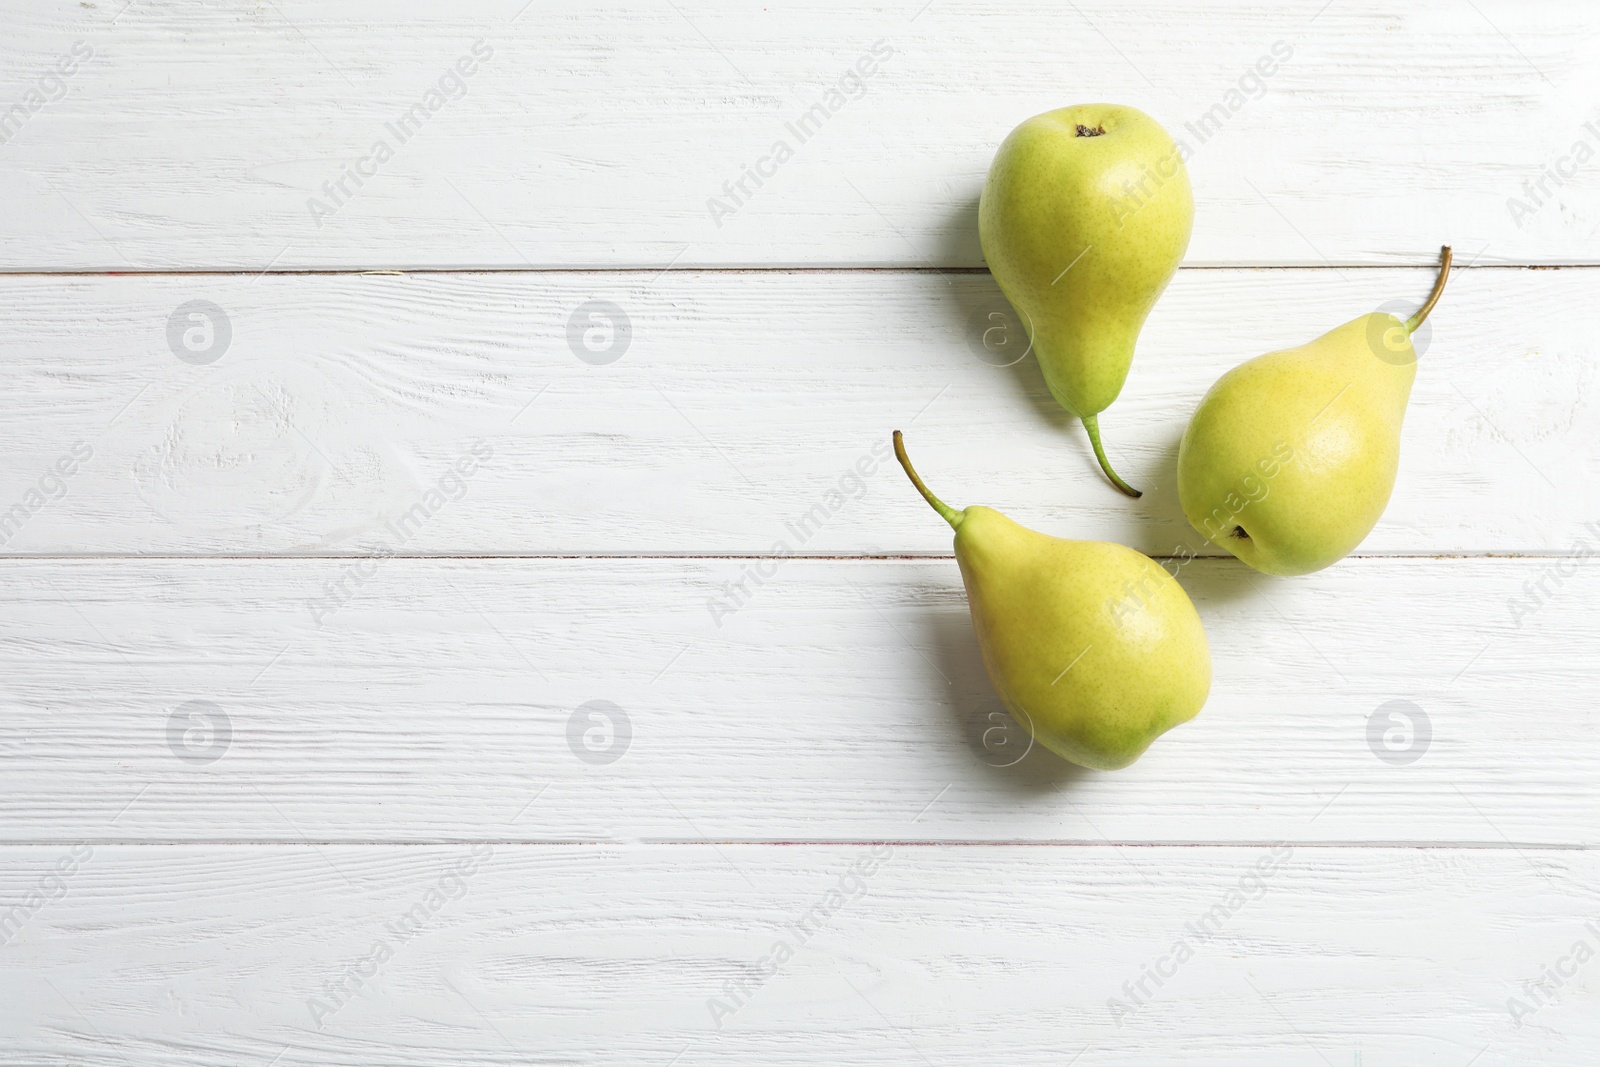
[3,1,1598,1063]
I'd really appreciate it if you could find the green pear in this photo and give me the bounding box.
[894,431,1210,770]
[979,104,1193,497]
[1177,247,1453,576]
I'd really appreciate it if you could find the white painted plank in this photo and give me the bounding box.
[0,266,1592,556]
[2,844,1595,1064]
[4,0,1596,269]
[3,556,1595,844]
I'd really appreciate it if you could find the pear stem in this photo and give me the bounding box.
[1405,245,1453,333]
[892,430,964,530]
[1081,415,1142,498]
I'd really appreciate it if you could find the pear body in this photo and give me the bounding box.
[1177,314,1417,576]
[953,506,1210,770]
[979,104,1192,419]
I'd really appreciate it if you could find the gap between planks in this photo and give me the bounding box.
[0,264,1589,278]
[0,840,1590,850]
[0,552,1591,561]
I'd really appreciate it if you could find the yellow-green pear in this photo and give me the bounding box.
[894,431,1209,770]
[1178,247,1453,576]
[979,104,1193,497]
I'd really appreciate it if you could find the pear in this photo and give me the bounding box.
[1177,247,1453,576]
[895,431,1210,770]
[980,104,1193,497]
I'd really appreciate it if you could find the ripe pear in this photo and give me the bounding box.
[1177,247,1453,576]
[979,104,1193,497]
[894,431,1209,770]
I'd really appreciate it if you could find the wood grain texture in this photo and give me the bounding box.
[3,556,1594,844]
[0,266,1592,557]
[4,844,1597,1065]
[4,1,1597,1059]
[2,0,1596,269]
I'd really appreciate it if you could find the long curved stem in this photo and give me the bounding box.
[1081,415,1142,498]
[892,430,964,530]
[1405,245,1453,334]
